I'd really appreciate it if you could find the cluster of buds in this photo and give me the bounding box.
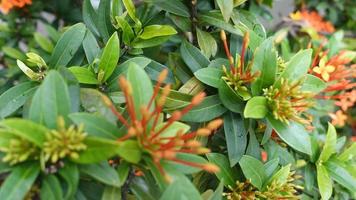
[0,0,32,14]
[220,30,260,93]
[43,117,87,163]
[0,136,39,165]
[102,69,223,182]
[277,56,287,74]
[263,78,314,125]
[17,53,47,81]
[225,171,302,200]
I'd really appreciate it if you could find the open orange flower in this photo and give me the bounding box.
[313,55,335,81]
[290,9,335,34]
[0,0,31,14]
[329,110,348,127]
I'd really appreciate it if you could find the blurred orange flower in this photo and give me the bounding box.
[329,110,348,127]
[290,10,335,34]
[0,0,31,14]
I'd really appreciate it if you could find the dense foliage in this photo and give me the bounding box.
[0,0,355,200]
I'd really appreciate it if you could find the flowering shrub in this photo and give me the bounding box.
[0,0,355,200]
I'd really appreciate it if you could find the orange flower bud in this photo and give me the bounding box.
[191,92,206,106]
[196,128,212,136]
[207,119,223,130]
[203,164,220,173]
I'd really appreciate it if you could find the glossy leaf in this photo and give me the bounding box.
[80,162,121,187]
[239,155,267,190]
[50,23,86,68]
[0,163,40,200]
[223,112,247,166]
[69,67,99,85]
[218,79,244,113]
[117,140,142,164]
[194,67,223,88]
[98,32,120,82]
[0,82,38,118]
[97,0,112,41]
[139,25,177,39]
[29,71,71,129]
[83,0,99,36]
[207,153,238,187]
[317,164,332,200]
[318,123,337,164]
[267,115,312,155]
[180,40,210,73]
[244,96,268,119]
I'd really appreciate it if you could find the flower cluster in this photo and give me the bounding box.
[225,171,302,200]
[311,49,356,126]
[0,136,38,165]
[0,0,31,14]
[103,69,222,181]
[263,78,314,125]
[220,30,260,93]
[43,117,87,163]
[289,9,335,34]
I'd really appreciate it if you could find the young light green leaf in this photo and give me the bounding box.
[98,32,120,82]
[317,164,333,200]
[34,33,54,53]
[318,123,337,164]
[196,28,217,58]
[138,25,177,39]
[117,140,142,164]
[216,0,234,22]
[244,96,268,119]
[101,186,121,200]
[69,67,99,85]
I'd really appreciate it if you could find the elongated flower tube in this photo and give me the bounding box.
[263,78,314,125]
[220,30,260,92]
[103,69,223,182]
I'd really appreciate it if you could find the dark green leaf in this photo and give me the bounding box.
[149,0,190,17]
[83,30,100,64]
[159,174,201,200]
[198,11,242,35]
[0,82,38,118]
[208,181,224,200]
[40,175,63,200]
[97,0,113,41]
[83,0,99,37]
[80,162,121,187]
[218,79,244,113]
[0,163,40,200]
[194,67,223,88]
[180,40,210,73]
[223,112,247,166]
[59,162,79,200]
[207,153,238,187]
[101,186,121,200]
[50,23,86,68]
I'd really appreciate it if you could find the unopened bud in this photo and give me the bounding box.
[197,147,211,154]
[162,150,176,159]
[170,111,182,121]
[186,140,201,148]
[158,69,168,83]
[207,119,223,130]
[127,127,136,136]
[101,95,113,106]
[191,92,206,106]
[203,163,220,173]
[220,30,227,41]
[196,128,211,136]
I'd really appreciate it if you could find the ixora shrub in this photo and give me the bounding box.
[0,0,355,199]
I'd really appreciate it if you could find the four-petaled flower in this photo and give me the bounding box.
[329,110,348,127]
[313,55,335,81]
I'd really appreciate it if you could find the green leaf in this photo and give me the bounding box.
[114,16,134,45]
[266,164,291,186]
[139,25,177,39]
[122,0,138,22]
[73,137,121,164]
[325,159,356,192]
[97,0,113,41]
[181,95,227,122]
[59,162,79,200]
[239,155,267,190]
[127,63,154,118]
[117,140,142,164]
[194,67,223,88]
[49,23,86,68]
[338,143,356,162]
[216,0,234,22]
[251,38,277,95]
[83,30,100,64]
[160,175,202,200]
[0,163,40,200]
[40,175,63,200]
[98,32,120,82]
[302,74,327,93]
[218,79,244,113]
[58,67,81,113]
[196,28,217,58]
[278,49,313,85]
[267,115,312,155]
[317,164,333,200]
[223,112,247,166]
[132,36,172,48]
[318,123,337,164]
[34,33,54,53]
[264,158,280,178]
[69,113,123,139]
[207,153,238,187]
[117,161,130,184]
[2,47,26,61]
[101,186,121,200]
[69,67,99,85]
[0,118,48,147]
[149,0,190,17]
[83,0,99,37]
[0,82,38,118]
[29,71,71,129]
[244,96,268,119]
[198,11,242,36]
[80,162,121,187]
[180,40,210,73]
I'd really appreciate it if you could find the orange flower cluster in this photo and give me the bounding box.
[290,9,335,34]
[103,69,222,182]
[312,50,356,127]
[0,0,31,14]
